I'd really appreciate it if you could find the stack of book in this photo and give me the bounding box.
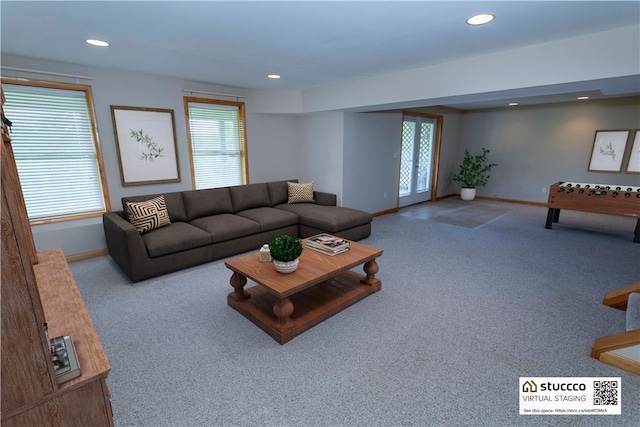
[305,234,350,256]
[50,335,81,384]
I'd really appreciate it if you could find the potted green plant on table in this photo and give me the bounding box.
[451,147,498,201]
[269,234,304,273]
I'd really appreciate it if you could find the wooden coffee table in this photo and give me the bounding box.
[225,238,383,344]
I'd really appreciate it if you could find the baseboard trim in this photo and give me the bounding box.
[374,194,546,216]
[442,193,546,207]
[373,207,399,217]
[474,195,547,207]
[66,249,108,263]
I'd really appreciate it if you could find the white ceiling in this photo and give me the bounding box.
[1,1,639,109]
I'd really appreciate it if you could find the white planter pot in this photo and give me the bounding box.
[460,188,477,201]
[273,258,299,274]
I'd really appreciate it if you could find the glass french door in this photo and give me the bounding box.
[399,116,436,207]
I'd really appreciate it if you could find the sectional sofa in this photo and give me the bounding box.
[103,180,372,282]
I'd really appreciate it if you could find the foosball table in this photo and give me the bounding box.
[545,181,640,242]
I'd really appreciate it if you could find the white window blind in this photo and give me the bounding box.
[186,101,245,189]
[2,83,106,220]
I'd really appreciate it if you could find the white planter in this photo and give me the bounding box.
[273,258,299,274]
[460,188,477,201]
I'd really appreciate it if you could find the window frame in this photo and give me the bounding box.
[1,77,111,224]
[183,96,249,189]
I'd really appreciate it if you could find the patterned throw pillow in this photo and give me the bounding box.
[287,181,315,204]
[125,195,171,234]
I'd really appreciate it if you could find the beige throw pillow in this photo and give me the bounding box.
[125,195,171,234]
[287,181,315,204]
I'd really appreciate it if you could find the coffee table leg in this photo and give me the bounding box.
[229,271,250,301]
[273,297,294,325]
[361,259,382,290]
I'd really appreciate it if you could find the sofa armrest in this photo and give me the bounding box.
[103,211,148,281]
[314,191,336,206]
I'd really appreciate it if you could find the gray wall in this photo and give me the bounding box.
[343,112,403,214]
[244,112,301,183]
[298,112,345,203]
[459,97,640,202]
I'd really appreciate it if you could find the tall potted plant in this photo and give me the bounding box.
[269,235,303,273]
[451,147,498,201]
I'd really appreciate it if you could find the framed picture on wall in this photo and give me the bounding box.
[625,130,640,174]
[587,130,629,172]
[111,105,181,186]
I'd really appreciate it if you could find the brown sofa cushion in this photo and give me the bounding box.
[141,222,213,258]
[189,214,261,244]
[122,191,187,222]
[235,207,299,232]
[182,188,233,221]
[276,203,372,233]
[267,179,297,206]
[229,183,270,212]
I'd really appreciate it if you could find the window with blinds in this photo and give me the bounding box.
[2,81,108,222]
[184,97,248,189]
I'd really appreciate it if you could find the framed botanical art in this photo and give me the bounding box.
[111,105,181,185]
[625,130,640,174]
[587,130,629,172]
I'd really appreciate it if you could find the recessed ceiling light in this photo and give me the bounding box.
[267,74,281,79]
[467,14,495,25]
[508,102,518,106]
[577,96,589,100]
[86,39,109,47]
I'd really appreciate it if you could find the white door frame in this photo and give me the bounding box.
[398,111,443,208]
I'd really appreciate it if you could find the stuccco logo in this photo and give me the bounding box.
[541,382,586,391]
[522,380,586,392]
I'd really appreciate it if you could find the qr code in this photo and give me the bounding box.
[593,380,618,405]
